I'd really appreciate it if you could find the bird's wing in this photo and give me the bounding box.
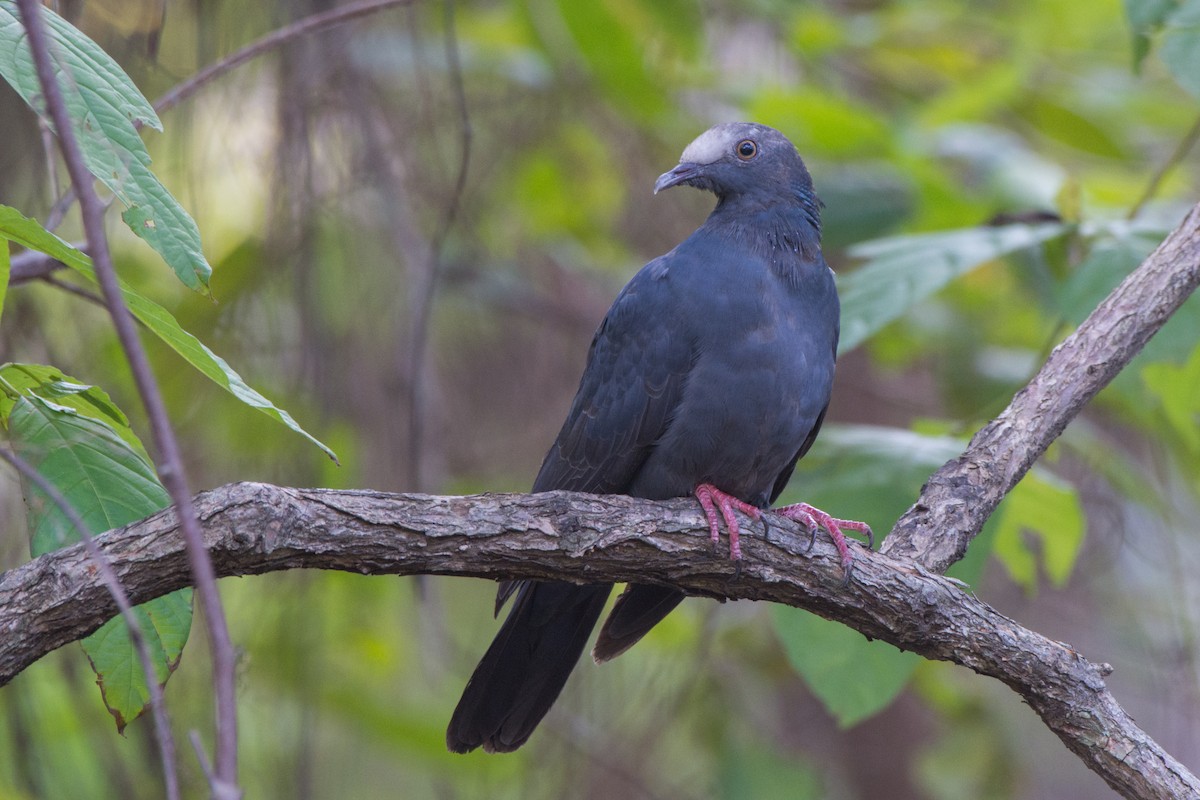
[493,259,691,616]
[532,257,693,495]
[767,331,838,504]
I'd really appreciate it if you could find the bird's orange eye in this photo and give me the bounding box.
[736,139,758,160]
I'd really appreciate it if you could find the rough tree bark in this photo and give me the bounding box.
[1,204,1198,798]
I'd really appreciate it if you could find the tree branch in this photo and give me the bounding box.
[882,202,1200,571]
[0,482,1193,799]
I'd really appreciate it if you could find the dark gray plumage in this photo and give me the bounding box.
[446,122,868,754]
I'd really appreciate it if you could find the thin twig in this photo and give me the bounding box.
[14,1,242,794]
[0,447,180,800]
[405,0,472,490]
[152,0,419,118]
[38,273,106,306]
[1128,112,1200,221]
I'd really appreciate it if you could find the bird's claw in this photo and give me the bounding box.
[773,502,872,585]
[694,483,761,565]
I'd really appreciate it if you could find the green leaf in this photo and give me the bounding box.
[0,206,338,463]
[987,469,1085,591]
[0,232,8,326]
[1060,221,1199,368]
[771,605,922,728]
[719,739,821,800]
[838,222,1069,354]
[543,0,668,121]
[8,395,168,553]
[1124,0,1182,70]
[1142,344,1200,456]
[1161,0,1200,98]
[0,2,211,292]
[5,394,191,731]
[84,595,192,733]
[785,424,1082,588]
[783,425,961,538]
[1017,97,1127,158]
[0,363,150,460]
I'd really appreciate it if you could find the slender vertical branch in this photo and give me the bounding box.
[0,448,180,800]
[405,0,473,490]
[13,2,242,796]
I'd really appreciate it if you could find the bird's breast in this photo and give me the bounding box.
[627,262,837,503]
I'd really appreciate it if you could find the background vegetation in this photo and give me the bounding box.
[2,0,1199,797]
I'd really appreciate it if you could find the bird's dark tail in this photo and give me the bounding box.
[447,581,611,753]
[592,584,685,662]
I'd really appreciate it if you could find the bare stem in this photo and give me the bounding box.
[405,0,472,490]
[152,0,419,118]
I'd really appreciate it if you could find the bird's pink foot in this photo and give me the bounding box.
[774,502,873,584]
[694,483,761,561]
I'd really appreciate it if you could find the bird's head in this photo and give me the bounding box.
[655,123,819,226]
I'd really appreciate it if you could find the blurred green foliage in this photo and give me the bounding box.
[2,0,1200,798]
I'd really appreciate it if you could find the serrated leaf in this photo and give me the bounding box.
[0,206,338,463]
[0,2,211,292]
[5,394,192,731]
[771,605,921,728]
[84,594,192,732]
[9,396,168,553]
[838,222,1069,354]
[0,363,150,460]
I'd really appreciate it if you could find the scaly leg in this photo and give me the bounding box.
[694,483,761,561]
[775,502,873,585]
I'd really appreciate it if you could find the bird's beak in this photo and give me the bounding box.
[654,162,701,194]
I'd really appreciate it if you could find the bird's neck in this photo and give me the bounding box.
[709,186,824,272]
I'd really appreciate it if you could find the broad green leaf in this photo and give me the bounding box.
[6,394,191,731]
[0,363,150,460]
[0,206,338,463]
[988,470,1085,591]
[771,605,921,728]
[9,395,168,554]
[84,594,192,732]
[1161,0,1200,98]
[784,426,960,532]
[838,222,1069,354]
[0,2,211,292]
